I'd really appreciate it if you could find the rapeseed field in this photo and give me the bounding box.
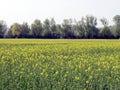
[0,39,120,90]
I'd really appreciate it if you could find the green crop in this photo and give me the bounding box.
[0,39,120,90]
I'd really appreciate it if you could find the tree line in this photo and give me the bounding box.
[0,15,120,39]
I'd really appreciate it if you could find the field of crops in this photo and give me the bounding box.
[0,39,120,90]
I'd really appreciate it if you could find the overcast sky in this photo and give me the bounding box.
[0,0,120,26]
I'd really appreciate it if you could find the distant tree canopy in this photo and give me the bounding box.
[0,21,7,38]
[1,15,120,39]
[113,15,120,38]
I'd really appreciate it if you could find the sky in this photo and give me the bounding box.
[0,0,120,27]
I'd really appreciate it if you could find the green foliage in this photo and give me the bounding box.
[21,22,30,38]
[31,19,43,38]
[84,15,98,38]
[2,15,120,38]
[11,23,22,38]
[100,18,108,27]
[100,27,113,38]
[43,19,51,38]
[100,18,113,38]
[113,15,120,38]
[0,20,7,38]
[62,19,74,38]
[113,15,120,26]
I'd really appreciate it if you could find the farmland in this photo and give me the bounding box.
[0,39,120,90]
